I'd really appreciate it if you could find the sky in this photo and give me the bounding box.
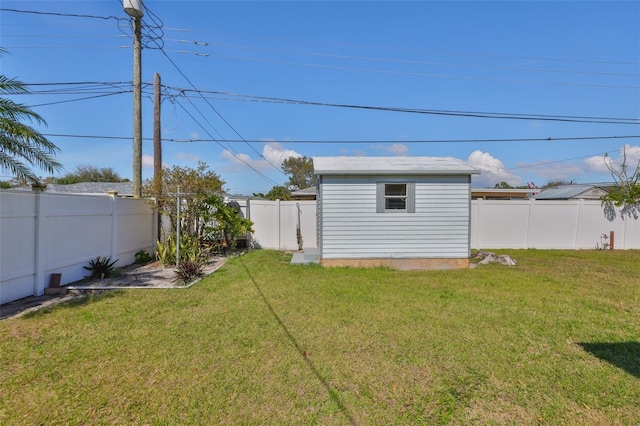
[1,1,639,194]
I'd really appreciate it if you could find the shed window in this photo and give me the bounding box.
[377,182,415,213]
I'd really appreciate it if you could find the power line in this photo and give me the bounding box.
[204,42,640,78]
[173,28,640,66]
[507,152,613,171]
[15,81,639,125]
[0,8,127,22]
[166,87,640,125]
[170,100,281,187]
[200,54,640,90]
[140,3,285,179]
[28,91,130,107]
[40,133,640,144]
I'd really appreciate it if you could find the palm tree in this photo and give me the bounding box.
[0,49,61,183]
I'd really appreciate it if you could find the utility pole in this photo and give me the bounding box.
[154,73,162,190]
[124,0,144,198]
[154,72,162,239]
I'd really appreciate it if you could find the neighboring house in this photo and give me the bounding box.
[313,156,480,270]
[14,182,135,197]
[290,186,317,200]
[532,184,610,200]
[292,186,540,201]
[471,188,540,200]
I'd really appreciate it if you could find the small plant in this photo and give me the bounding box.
[156,238,176,266]
[84,256,119,279]
[134,249,153,264]
[595,233,610,250]
[156,235,205,267]
[173,259,204,285]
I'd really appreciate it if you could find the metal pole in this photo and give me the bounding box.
[176,187,181,265]
[132,16,142,198]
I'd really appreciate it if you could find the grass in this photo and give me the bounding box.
[1,249,639,425]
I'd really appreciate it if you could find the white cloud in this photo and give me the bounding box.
[386,143,409,155]
[221,150,263,172]
[528,162,584,182]
[467,150,522,188]
[584,144,640,174]
[584,155,610,173]
[221,142,303,172]
[262,142,302,166]
[371,144,408,155]
[142,154,154,167]
[142,154,169,169]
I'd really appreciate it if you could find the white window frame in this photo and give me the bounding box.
[376,182,415,213]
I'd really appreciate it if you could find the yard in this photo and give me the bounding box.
[1,249,639,424]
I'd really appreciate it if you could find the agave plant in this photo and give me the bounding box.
[84,256,119,279]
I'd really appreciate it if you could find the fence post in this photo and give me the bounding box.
[573,199,583,249]
[276,198,281,250]
[32,185,47,296]
[472,198,481,250]
[108,191,118,261]
[245,198,252,247]
[524,199,534,249]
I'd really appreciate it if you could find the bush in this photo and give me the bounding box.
[135,249,153,264]
[84,256,119,279]
[173,259,204,285]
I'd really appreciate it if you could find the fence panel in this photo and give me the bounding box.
[246,200,317,250]
[471,199,638,250]
[0,192,37,303]
[0,190,156,304]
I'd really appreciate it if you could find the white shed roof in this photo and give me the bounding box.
[313,156,480,176]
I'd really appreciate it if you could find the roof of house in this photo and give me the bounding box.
[472,188,541,199]
[532,184,608,200]
[313,156,480,176]
[14,182,135,196]
[290,186,317,197]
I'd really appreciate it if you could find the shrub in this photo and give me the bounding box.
[84,256,119,279]
[173,259,204,285]
[134,249,153,264]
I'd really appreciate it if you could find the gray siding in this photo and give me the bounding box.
[320,175,471,259]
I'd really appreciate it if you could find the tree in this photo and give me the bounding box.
[266,185,292,200]
[282,156,315,190]
[494,181,514,189]
[601,148,640,219]
[541,178,575,189]
[0,50,62,183]
[201,195,254,250]
[56,165,127,184]
[143,161,226,239]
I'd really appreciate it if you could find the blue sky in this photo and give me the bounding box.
[2,1,639,194]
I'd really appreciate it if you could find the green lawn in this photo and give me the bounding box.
[1,249,639,425]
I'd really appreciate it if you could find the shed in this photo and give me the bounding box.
[313,156,480,270]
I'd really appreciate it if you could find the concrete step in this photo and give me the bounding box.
[291,249,320,265]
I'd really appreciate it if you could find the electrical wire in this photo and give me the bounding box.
[200,54,640,90]
[205,42,640,78]
[165,87,640,125]
[28,91,130,108]
[40,133,640,144]
[140,3,286,179]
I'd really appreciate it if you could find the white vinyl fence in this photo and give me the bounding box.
[244,199,640,251]
[247,199,317,251]
[471,199,640,250]
[2,194,638,305]
[0,190,157,304]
